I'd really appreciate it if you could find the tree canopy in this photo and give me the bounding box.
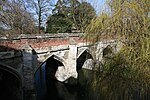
[46,14,72,33]
[46,0,96,33]
[74,2,96,32]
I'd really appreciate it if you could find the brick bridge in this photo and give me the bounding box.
[0,33,118,100]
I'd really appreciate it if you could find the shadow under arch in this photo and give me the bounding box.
[34,54,66,79]
[0,63,22,100]
[77,49,93,71]
[34,54,65,100]
[102,45,115,58]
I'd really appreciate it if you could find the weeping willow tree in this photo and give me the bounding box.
[86,0,150,99]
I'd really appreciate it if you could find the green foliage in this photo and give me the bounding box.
[91,52,150,100]
[86,0,150,99]
[47,0,79,33]
[102,45,114,58]
[46,0,96,33]
[74,2,96,32]
[46,14,72,33]
[52,0,80,16]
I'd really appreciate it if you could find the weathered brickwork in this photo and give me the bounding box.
[0,33,85,50]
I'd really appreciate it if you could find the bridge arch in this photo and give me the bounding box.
[35,54,66,76]
[0,63,22,100]
[34,54,65,100]
[102,45,115,58]
[0,63,21,81]
[44,55,65,78]
[43,54,65,67]
[77,49,94,71]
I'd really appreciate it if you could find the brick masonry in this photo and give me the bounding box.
[0,33,85,50]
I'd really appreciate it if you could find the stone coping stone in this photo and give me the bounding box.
[0,33,84,40]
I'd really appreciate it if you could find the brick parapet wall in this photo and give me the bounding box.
[0,33,85,51]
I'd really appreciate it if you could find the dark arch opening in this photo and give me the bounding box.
[0,64,22,100]
[45,55,64,78]
[77,50,93,71]
[102,45,114,58]
[34,55,64,100]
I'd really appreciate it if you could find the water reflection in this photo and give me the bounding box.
[44,77,78,100]
[43,74,92,100]
[35,62,150,100]
[35,62,95,100]
[35,63,47,100]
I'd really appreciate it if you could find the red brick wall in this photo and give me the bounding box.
[0,36,85,51]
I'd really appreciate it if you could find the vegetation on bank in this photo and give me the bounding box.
[86,0,150,99]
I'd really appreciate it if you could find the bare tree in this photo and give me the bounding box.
[0,0,36,34]
[22,0,53,34]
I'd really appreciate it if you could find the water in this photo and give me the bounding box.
[43,77,83,100]
[35,63,150,100]
[35,63,98,100]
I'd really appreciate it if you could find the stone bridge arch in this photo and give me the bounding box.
[34,53,66,79]
[41,54,66,68]
[35,54,66,79]
[102,45,116,58]
[45,55,65,79]
[34,54,66,100]
[77,48,94,71]
[0,63,21,81]
[0,63,22,100]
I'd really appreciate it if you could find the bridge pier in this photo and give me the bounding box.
[66,44,78,80]
[22,43,36,100]
[54,44,78,85]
